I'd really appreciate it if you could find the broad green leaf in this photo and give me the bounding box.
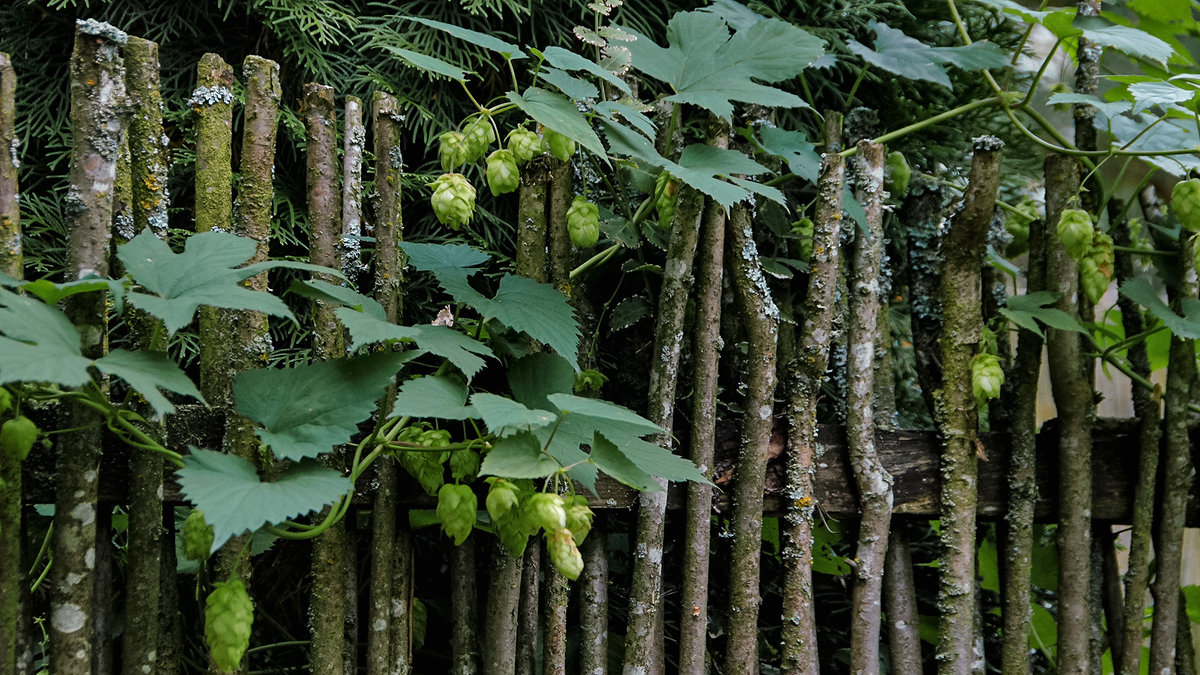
[488,275,581,371]
[93,349,204,416]
[547,393,662,437]
[380,45,468,82]
[592,100,656,139]
[541,46,630,95]
[287,279,386,320]
[335,309,492,379]
[397,241,490,306]
[1076,15,1173,66]
[538,67,599,100]
[698,0,767,31]
[469,393,557,435]
[812,520,851,576]
[20,277,126,306]
[508,352,575,411]
[119,230,293,334]
[929,41,1010,70]
[177,447,351,552]
[1126,80,1194,115]
[1120,278,1200,339]
[622,11,822,118]
[606,434,711,484]
[847,23,951,88]
[601,121,750,206]
[404,17,525,59]
[1110,114,1200,176]
[391,375,475,420]
[973,0,1058,25]
[588,432,657,491]
[1045,92,1131,120]
[757,126,820,183]
[234,351,414,461]
[0,271,17,287]
[0,289,92,387]
[1128,0,1193,25]
[479,431,560,478]
[1000,290,1086,336]
[507,87,607,159]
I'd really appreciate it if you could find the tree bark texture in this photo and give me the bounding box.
[780,111,844,675]
[340,96,365,281]
[579,520,609,675]
[516,156,550,283]
[1001,210,1047,675]
[845,140,891,675]
[483,541,523,675]
[1043,153,1093,675]
[546,158,572,292]
[388,528,414,674]
[935,136,1003,675]
[516,543,540,675]
[1149,231,1198,675]
[52,21,128,675]
[451,538,479,675]
[902,177,950,411]
[623,183,704,675]
[543,545,569,675]
[884,523,922,675]
[0,50,22,675]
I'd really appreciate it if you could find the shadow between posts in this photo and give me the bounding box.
[19,408,1194,524]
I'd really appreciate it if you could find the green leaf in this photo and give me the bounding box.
[538,67,599,100]
[335,309,493,380]
[541,46,630,95]
[605,434,710,484]
[601,121,749,206]
[479,431,560,478]
[1045,92,1131,120]
[1120,278,1200,339]
[547,393,662,437]
[812,520,851,576]
[1126,80,1194,115]
[234,352,414,461]
[507,87,607,159]
[0,289,92,387]
[928,41,1010,71]
[1110,114,1200,177]
[592,100,656,140]
[1000,290,1086,336]
[622,11,823,118]
[20,277,126,307]
[469,393,557,436]
[93,349,205,417]
[390,375,475,420]
[404,16,526,59]
[756,126,820,183]
[380,45,468,82]
[1076,15,1173,66]
[178,448,351,552]
[507,352,575,411]
[488,275,581,371]
[588,432,657,491]
[287,279,386,320]
[397,242,490,306]
[848,23,950,88]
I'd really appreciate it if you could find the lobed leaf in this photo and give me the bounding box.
[390,375,475,420]
[93,349,204,417]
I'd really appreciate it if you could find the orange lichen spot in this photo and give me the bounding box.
[794,496,813,509]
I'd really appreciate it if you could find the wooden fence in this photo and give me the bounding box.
[1,19,1197,675]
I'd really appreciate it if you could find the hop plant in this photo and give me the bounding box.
[182,509,216,562]
[885,151,911,197]
[528,492,566,532]
[449,448,481,481]
[563,495,594,546]
[429,173,476,229]
[654,171,678,230]
[486,478,521,521]
[205,578,254,673]
[792,217,814,263]
[438,131,469,172]
[507,127,543,164]
[547,526,584,580]
[543,127,575,162]
[463,116,496,162]
[970,353,1005,406]
[1081,231,1114,304]
[1172,177,1200,233]
[437,483,477,545]
[486,149,520,196]
[1056,208,1093,261]
[0,415,38,462]
[566,196,600,248]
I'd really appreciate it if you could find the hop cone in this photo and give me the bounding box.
[885,151,911,197]
[792,218,814,263]
[486,149,520,196]
[544,127,575,162]
[437,483,477,545]
[654,171,678,230]
[1056,209,1093,261]
[566,196,600,248]
[429,173,476,229]
[1172,178,1200,233]
[463,116,495,162]
[182,509,215,562]
[547,527,584,580]
[1081,231,1114,305]
[0,415,38,462]
[970,353,1005,406]
[205,579,254,673]
[564,496,594,546]
[438,131,469,172]
[528,492,566,532]
[507,127,543,164]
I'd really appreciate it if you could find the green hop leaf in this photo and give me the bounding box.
[543,127,575,162]
[563,496,594,546]
[547,526,584,580]
[970,353,1005,406]
[205,578,254,673]
[439,131,470,172]
[506,127,543,164]
[1173,178,1200,233]
[1056,209,1094,261]
[528,492,566,532]
[0,415,38,462]
[1081,231,1114,305]
[566,196,600,248]
[792,218,814,263]
[437,483,477,545]
[182,509,216,561]
[429,173,477,230]
[885,151,911,197]
[654,171,678,230]
[463,116,496,162]
[486,149,521,196]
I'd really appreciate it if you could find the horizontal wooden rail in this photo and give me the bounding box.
[20,408,1194,524]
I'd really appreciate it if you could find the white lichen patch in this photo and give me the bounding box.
[70,502,95,526]
[51,603,87,634]
[76,19,128,44]
[188,86,234,107]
